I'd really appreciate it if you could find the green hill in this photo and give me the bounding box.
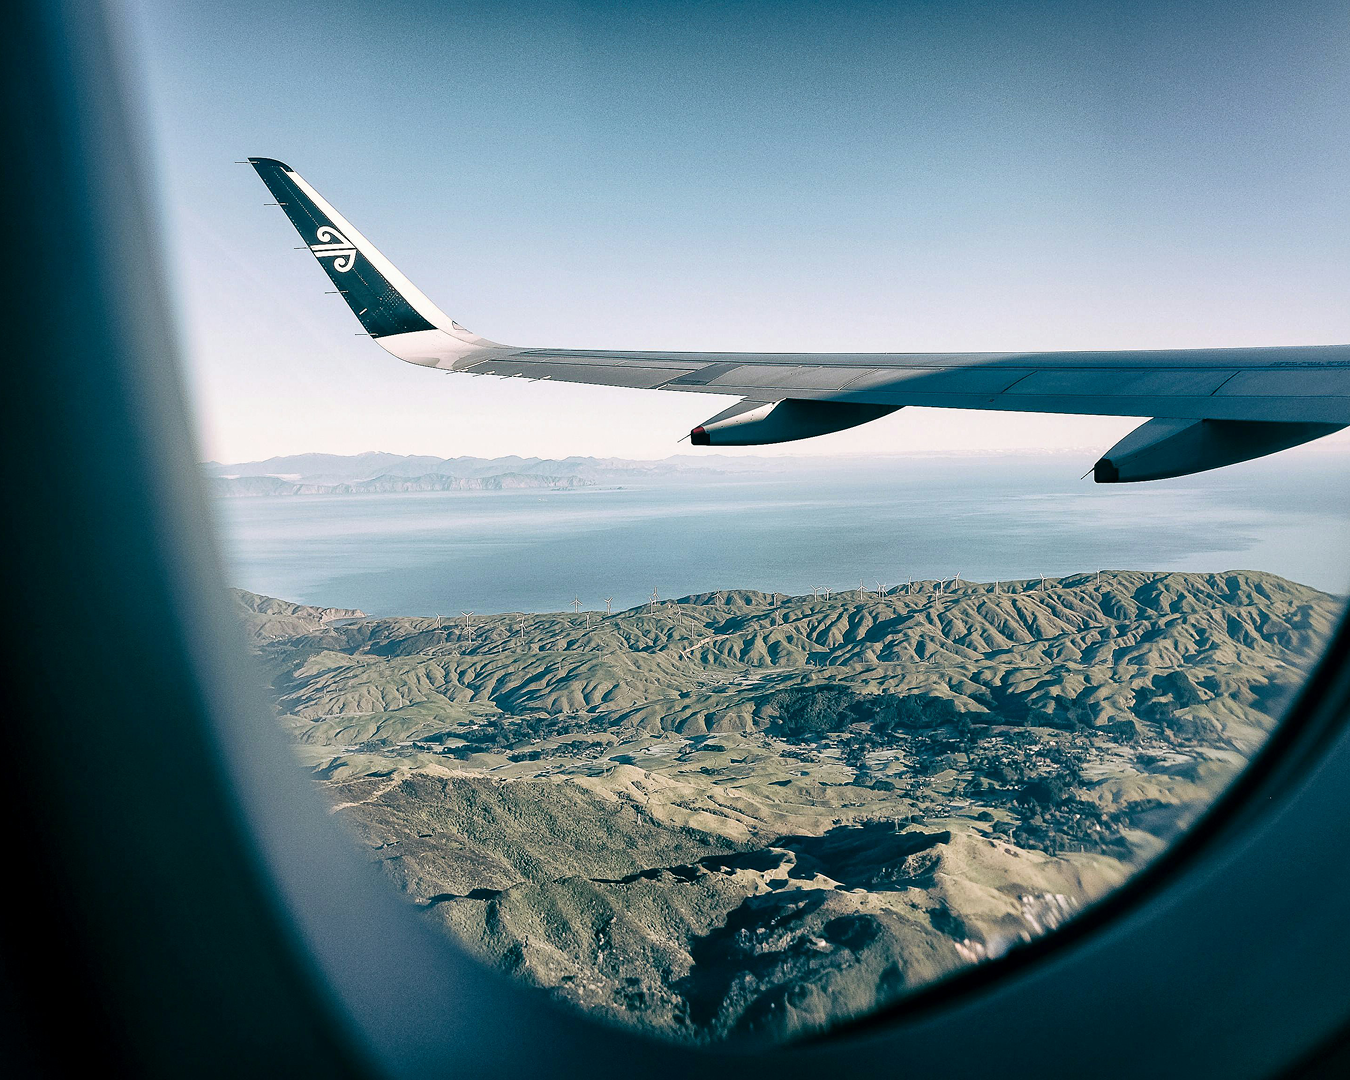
[239,570,1340,1044]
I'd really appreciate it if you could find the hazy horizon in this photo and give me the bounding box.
[201,441,1350,470]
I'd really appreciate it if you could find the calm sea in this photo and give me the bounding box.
[211,452,1350,616]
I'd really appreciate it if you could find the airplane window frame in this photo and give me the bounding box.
[6,2,1350,1075]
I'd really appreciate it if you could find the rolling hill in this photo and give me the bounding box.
[237,570,1340,1043]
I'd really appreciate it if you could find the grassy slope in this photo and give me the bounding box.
[240,571,1340,1043]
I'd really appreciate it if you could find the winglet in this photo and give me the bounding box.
[248,157,501,366]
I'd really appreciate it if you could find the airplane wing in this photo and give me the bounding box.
[249,157,1349,482]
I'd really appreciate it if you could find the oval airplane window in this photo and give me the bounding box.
[135,0,1350,1046]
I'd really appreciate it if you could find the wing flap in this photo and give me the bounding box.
[1214,368,1350,397]
[844,367,1035,395]
[467,357,701,389]
[1004,368,1238,397]
[699,364,882,391]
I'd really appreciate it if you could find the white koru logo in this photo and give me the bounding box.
[309,225,357,272]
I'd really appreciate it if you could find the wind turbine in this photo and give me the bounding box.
[571,596,582,614]
[603,597,613,615]
[649,586,659,613]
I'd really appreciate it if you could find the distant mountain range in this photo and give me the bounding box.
[202,451,780,497]
[209,472,592,498]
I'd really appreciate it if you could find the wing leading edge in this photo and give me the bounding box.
[250,158,1349,480]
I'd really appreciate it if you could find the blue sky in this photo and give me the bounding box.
[129,0,1350,463]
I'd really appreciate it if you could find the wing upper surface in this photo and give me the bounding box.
[446,344,1350,424]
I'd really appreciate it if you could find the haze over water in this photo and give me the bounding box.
[212,452,1350,618]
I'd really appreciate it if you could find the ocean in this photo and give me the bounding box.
[211,451,1350,616]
